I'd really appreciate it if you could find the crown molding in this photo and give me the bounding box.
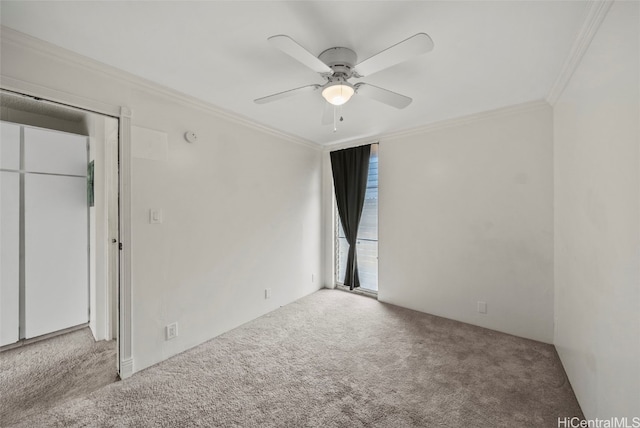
[324,99,550,152]
[0,26,321,151]
[546,0,614,105]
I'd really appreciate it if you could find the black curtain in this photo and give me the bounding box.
[330,144,371,290]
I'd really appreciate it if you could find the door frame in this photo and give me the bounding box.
[0,80,134,378]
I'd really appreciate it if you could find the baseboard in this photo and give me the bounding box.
[119,357,134,379]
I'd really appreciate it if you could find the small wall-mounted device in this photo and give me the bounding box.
[184,131,198,144]
[166,322,178,340]
[149,208,163,224]
[477,301,487,314]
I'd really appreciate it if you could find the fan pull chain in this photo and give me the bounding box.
[332,106,344,133]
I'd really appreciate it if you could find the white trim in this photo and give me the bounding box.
[119,357,134,379]
[323,100,550,151]
[1,76,121,118]
[118,106,133,378]
[0,26,320,152]
[546,0,614,105]
[105,119,119,341]
[334,204,339,287]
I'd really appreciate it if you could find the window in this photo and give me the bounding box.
[336,143,378,292]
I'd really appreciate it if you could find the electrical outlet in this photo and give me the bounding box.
[166,322,178,340]
[477,301,487,314]
[265,288,272,299]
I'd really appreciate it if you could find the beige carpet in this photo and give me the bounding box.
[8,290,582,427]
[0,328,118,427]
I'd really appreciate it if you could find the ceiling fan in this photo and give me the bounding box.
[254,33,434,116]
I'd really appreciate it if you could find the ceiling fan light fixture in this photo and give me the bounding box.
[322,81,355,106]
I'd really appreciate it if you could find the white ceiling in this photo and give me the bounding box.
[1,1,589,146]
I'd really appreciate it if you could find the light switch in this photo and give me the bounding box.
[150,209,163,224]
[477,301,487,314]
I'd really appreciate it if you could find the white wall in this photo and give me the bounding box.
[377,103,554,343]
[554,1,640,419]
[1,30,323,372]
[321,150,337,289]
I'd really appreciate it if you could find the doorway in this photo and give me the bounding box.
[0,91,122,420]
[0,85,133,380]
[0,89,133,421]
[335,143,379,293]
[0,91,119,346]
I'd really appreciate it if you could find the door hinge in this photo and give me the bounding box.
[119,243,123,251]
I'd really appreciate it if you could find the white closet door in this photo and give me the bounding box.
[24,174,88,338]
[0,172,20,346]
[1,122,21,170]
[24,127,87,176]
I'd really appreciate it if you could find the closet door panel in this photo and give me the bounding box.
[24,127,87,176]
[24,174,88,338]
[1,121,20,170]
[0,172,20,346]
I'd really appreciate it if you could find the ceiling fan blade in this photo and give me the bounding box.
[254,84,320,104]
[353,33,434,77]
[268,35,333,75]
[355,83,412,109]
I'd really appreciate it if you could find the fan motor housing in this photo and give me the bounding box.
[318,47,357,78]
